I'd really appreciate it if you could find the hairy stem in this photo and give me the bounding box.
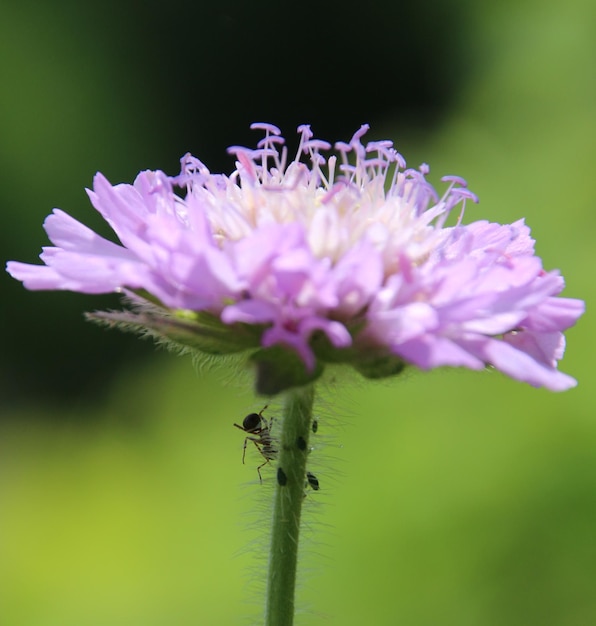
[265,385,315,626]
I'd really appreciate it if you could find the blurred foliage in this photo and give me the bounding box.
[1,0,595,624]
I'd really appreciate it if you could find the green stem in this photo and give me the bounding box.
[265,385,315,626]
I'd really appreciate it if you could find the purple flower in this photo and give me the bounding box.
[7,123,584,392]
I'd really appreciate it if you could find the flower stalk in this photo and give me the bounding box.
[265,385,315,626]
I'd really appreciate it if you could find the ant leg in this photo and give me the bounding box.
[250,438,265,458]
[242,437,250,464]
[242,437,265,469]
[242,436,262,464]
[256,458,270,483]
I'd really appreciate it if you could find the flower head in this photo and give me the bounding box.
[7,123,584,393]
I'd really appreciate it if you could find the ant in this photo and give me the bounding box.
[306,471,320,491]
[234,405,277,482]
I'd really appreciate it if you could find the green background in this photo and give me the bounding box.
[1,0,594,624]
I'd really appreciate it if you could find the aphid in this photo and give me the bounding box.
[277,467,287,486]
[234,405,277,482]
[306,471,320,491]
[311,419,318,434]
[296,435,307,451]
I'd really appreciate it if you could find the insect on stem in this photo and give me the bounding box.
[233,405,277,483]
[234,405,321,490]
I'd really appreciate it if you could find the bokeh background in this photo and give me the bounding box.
[1,0,594,624]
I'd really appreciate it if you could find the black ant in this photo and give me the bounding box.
[234,405,277,482]
[306,471,320,491]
